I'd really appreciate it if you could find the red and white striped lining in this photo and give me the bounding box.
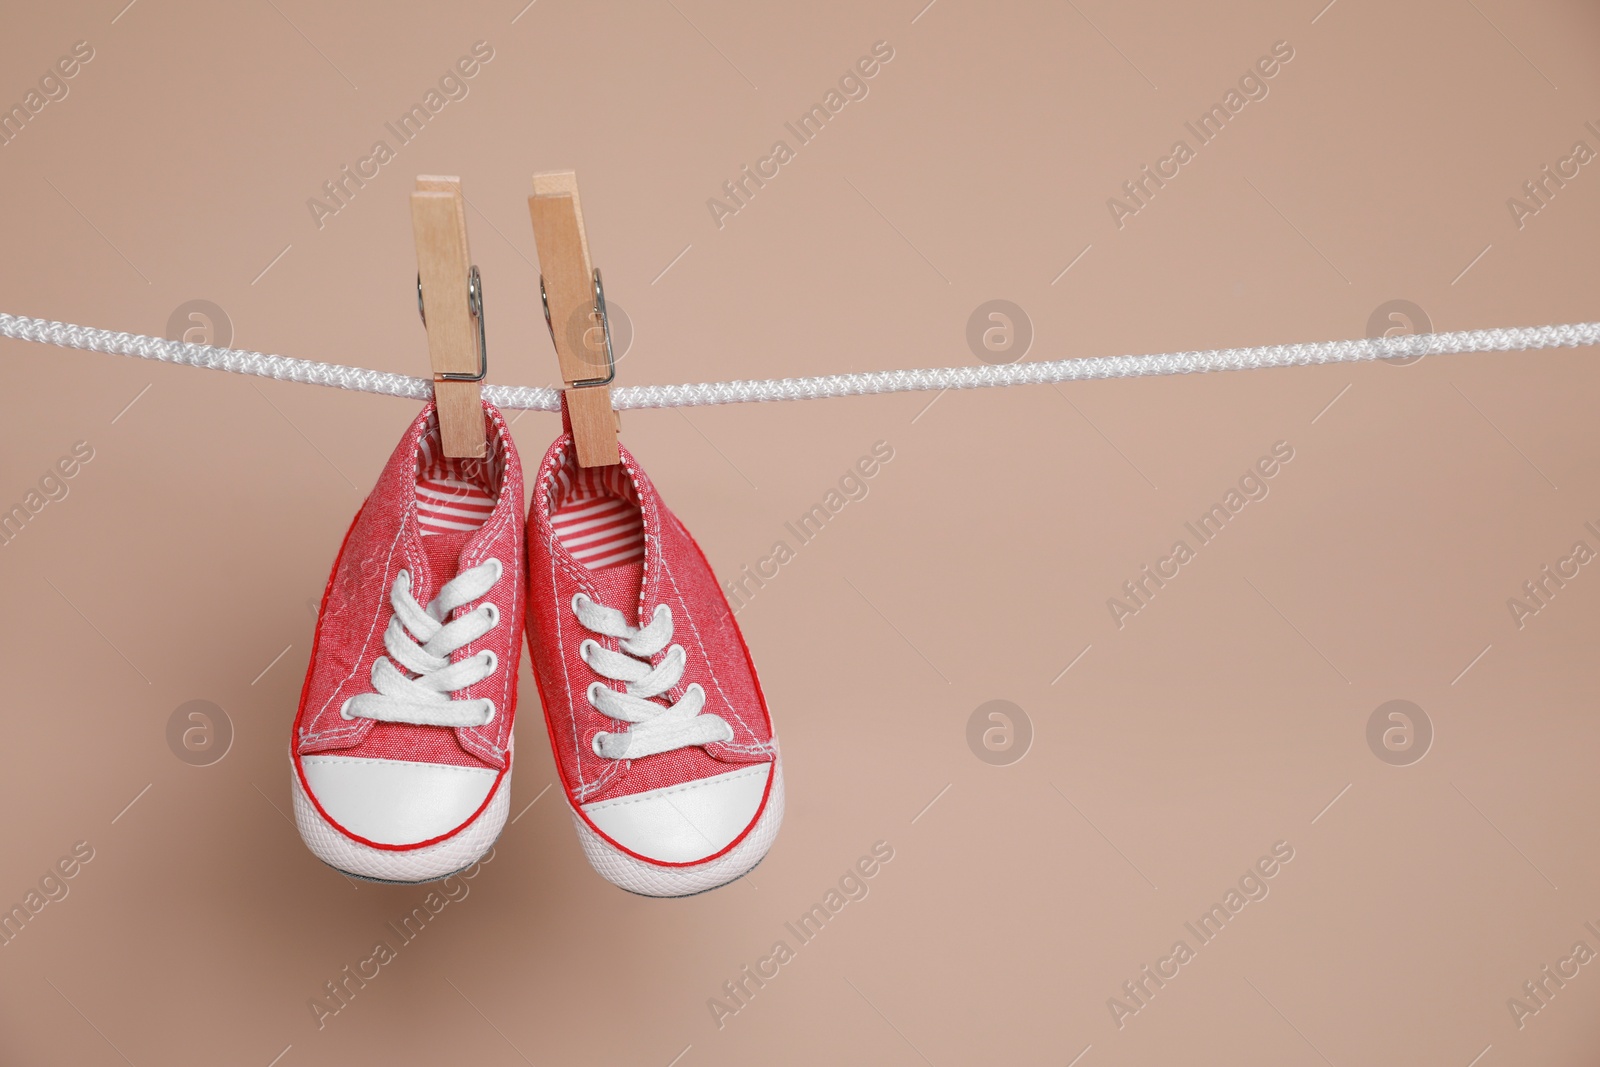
[416,417,503,537]
[550,462,644,570]
[417,475,495,535]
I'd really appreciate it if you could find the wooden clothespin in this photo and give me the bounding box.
[528,171,620,467]
[411,175,487,458]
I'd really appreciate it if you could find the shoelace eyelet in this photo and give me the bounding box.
[347,559,503,728]
[572,593,731,761]
[339,697,356,720]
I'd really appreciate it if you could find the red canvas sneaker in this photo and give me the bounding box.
[291,401,524,883]
[526,431,782,897]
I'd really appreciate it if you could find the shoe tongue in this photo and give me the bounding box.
[588,559,646,621]
[420,527,477,599]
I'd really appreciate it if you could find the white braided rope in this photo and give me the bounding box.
[4,312,1597,411]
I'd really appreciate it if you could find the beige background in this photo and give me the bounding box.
[2,0,1599,1063]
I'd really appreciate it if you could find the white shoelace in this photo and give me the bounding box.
[342,559,504,728]
[572,592,734,760]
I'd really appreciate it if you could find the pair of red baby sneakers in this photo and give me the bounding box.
[290,402,781,896]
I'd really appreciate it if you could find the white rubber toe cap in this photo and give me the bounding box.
[581,764,771,864]
[300,756,499,847]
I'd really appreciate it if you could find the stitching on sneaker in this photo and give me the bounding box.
[657,547,754,743]
[305,514,409,745]
[457,410,520,763]
[617,445,760,753]
[543,442,627,801]
[548,486,586,797]
[581,764,767,812]
[302,755,498,775]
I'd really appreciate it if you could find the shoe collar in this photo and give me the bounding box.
[532,433,663,626]
[392,400,523,604]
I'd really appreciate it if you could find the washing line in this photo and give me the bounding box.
[2,312,1596,411]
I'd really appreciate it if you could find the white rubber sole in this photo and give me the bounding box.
[568,759,785,898]
[290,758,510,884]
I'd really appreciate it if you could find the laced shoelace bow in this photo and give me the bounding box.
[342,559,504,728]
[572,592,734,759]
